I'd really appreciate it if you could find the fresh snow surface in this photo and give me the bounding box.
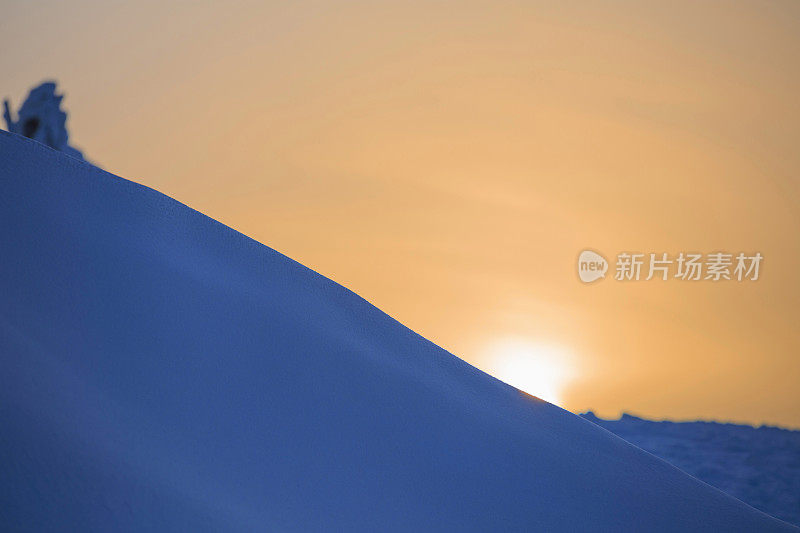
[0,130,796,532]
[582,412,800,527]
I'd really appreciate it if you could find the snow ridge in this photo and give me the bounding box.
[0,130,795,531]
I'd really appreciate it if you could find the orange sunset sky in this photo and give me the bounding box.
[3,0,799,426]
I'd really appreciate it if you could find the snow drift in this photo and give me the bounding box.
[0,130,795,532]
[582,412,800,527]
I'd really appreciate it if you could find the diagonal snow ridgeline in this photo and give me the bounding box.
[0,130,795,532]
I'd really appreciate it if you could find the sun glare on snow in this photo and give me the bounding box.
[484,338,574,406]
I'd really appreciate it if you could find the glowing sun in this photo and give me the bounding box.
[484,338,574,406]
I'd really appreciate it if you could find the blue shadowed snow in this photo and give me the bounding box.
[0,130,796,531]
[582,412,800,527]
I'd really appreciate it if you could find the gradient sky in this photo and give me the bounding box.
[3,0,799,426]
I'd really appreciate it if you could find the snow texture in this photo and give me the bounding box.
[3,82,83,160]
[0,129,796,531]
[582,412,800,527]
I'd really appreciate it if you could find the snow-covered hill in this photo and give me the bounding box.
[583,412,800,527]
[0,130,795,531]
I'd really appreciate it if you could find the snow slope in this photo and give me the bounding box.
[0,130,795,532]
[582,412,800,527]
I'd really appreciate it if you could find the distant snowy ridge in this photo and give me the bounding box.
[582,412,800,527]
[0,129,796,531]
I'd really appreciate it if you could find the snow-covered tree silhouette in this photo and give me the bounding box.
[3,81,83,160]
